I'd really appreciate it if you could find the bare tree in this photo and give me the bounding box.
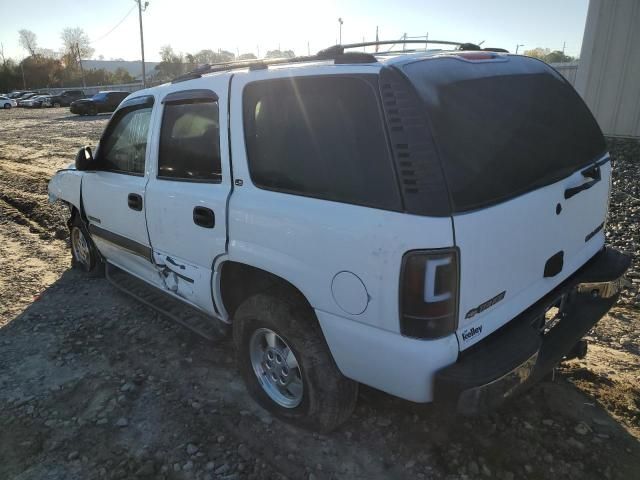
[18,29,38,57]
[61,27,94,61]
[61,28,93,89]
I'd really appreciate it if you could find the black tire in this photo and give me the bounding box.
[233,292,358,432]
[53,102,61,108]
[3,103,10,109]
[89,105,98,116]
[69,213,104,277]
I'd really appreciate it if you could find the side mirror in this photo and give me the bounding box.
[75,146,94,171]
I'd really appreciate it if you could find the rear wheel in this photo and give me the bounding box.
[233,292,358,432]
[53,102,61,108]
[3,103,10,109]
[89,105,97,116]
[70,214,103,276]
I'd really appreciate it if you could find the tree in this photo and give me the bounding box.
[189,49,235,65]
[37,48,59,59]
[61,28,95,61]
[218,50,235,62]
[523,47,575,64]
[112,67,135,84]
[522,47,549,60]
[155,45,187,81]
[545,50,575,63]
[160,45,182,63]
[18,29,38,57]
[238,53,257,60]
[265,49,295,59]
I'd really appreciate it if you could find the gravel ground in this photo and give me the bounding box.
[0,108,639,480]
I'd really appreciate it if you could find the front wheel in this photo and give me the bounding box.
[233,293,358,432]
[70,215,103,276]
[3,103,10,109]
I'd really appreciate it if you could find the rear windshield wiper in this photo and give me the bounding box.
[564,163,602,199]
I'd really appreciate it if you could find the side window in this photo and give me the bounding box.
[158,100,221,182]
[99,106,152,175]
[242,76,401,211]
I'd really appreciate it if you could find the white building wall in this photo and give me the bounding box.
[576,0,640,137]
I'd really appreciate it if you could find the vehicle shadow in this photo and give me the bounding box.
[1,270,639,480]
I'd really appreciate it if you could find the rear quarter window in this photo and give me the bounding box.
[402,57,606,212]
[242,75,402,211]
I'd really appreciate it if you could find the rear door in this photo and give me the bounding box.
[144,82,231,315]
[402,55,610,349]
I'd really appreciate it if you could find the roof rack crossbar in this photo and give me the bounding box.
[340,39,465,50]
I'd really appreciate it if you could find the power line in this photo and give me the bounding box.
[91,5,137,43]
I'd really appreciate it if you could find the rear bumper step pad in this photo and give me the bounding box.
[434,246,631,415]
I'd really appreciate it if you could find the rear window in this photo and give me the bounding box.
[243,76,402,211]
[403,57,606,212]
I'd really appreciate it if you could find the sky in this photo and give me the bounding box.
[0,0,590,62]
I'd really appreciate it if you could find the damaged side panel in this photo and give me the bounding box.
[48,168,83,211]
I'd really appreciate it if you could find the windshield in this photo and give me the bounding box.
[402,56,606,212]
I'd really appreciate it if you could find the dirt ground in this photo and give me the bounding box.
[0,108,639,480]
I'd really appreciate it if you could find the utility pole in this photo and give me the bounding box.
[515,44,524,54]
[562,41,566,54]
[20,61,26,89]
[76,43,86,89]
[338,18,343,44]
[375,26,379,52]
[135,0,149,88]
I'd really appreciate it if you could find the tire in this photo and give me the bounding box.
[69,214,104,276]
[233,292,358,432]
[89,105,97,116]
[3,103,10,109]
[53,102,61,108]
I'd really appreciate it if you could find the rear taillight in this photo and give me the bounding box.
[400,248,459,339]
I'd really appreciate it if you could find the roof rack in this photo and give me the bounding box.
[171,50,379,83]
[340,39,466,50]
[170,39,499,83]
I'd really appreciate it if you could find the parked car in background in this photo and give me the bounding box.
[49,90,85,107]
[0,95,18,109]
[22,95,51,108]
[17,92,44,106]
[8,91,29,99]
[70,91,129,116]
[40,95,54,108]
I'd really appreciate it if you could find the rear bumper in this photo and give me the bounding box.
[434,246,631,415]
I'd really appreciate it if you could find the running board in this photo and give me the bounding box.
[105,262,228,342]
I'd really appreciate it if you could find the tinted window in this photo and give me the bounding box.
[99,107,152,174]
[92,93,107,101]
[243,76,401,210]
[403,57,606,212]
[158,101,221,181]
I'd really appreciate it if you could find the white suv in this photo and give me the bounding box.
[48,41,631,431]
